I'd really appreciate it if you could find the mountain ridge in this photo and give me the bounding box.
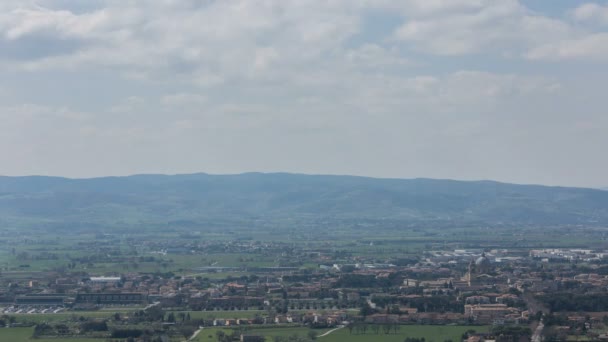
[1,172,607,229]
[0,172,597,190]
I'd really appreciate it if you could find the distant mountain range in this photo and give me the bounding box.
[1,173,608,230]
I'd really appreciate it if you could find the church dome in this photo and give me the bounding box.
[475,253,491,267]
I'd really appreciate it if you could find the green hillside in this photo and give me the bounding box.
[1,173,607,230]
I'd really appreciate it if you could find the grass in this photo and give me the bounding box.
[0,324,488,342]
[189,325,488,342]
[321,325,488,342]
[2,225,604,276]
[193,326,330,342]
[11,309,142,323]
[0,327,101,342]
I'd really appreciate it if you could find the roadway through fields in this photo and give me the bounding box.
[318,325,344,338]
[188,327,203,341]
[523,292,547,342]
[531,322,544,342]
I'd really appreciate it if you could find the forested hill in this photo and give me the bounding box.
[1,173,607,229]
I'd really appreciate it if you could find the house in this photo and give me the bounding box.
[75,292,146,305]
[465,304,519,324]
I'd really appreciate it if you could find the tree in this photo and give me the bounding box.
[167,312,176,323]
[360,302,375,317]
[33,323,53,337]
[180,326,196,339]
[307,330,318,340]
[80,320,108,332]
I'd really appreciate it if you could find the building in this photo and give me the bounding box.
[465,253,493,286]
[15,295,66,305]
[465,304,517,324]
[75,293,146,304]
[89,277,122,283]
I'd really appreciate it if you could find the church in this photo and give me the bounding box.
[465,253,493,286]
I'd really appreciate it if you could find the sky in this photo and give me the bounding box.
[0,0,607,188]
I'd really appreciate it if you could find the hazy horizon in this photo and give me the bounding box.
[1,170,606,190]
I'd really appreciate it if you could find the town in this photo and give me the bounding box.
[1,226,608,342]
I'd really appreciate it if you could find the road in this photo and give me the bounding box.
[531,322,544,342]
[187,327,204,341]
[523,291,547,342]
[318,325,344,338]
[143,301,161,311]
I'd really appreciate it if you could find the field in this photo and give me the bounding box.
[0,325,487,342]
[192,326,328,342]
[9,309,282,323]
[0,324,493,342]
[322,325,487,342]
[0,326,323,342]
[0,224,603,278]
[0,327,101,342]
[188,325,489,342]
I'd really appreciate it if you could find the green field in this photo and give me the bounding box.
[1,223,603,277]
[322,325,487,342]
[193,326,331,342]
[189,325,488,342]
[0,324,488,342]
[0,327,102,342]
[10,309,144,323]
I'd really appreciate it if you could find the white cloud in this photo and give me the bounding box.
[2,7,109,40]
[527,33,608,61]
[0,0,579,75]
[573,2,608,24]
[393,1,572,56]
[109,96,145,114]
[0,1,362,79]
[345,44,413,69]
[161,93,207,107]
[337,70,560,116]
[519,2,608,62]
[0,103,90,121]
[0,104,93,164]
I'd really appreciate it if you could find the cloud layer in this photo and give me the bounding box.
[0,0,607,187]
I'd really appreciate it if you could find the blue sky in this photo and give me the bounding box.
[0,0,607,187]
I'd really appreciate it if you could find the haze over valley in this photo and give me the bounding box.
[2,173,608,231]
